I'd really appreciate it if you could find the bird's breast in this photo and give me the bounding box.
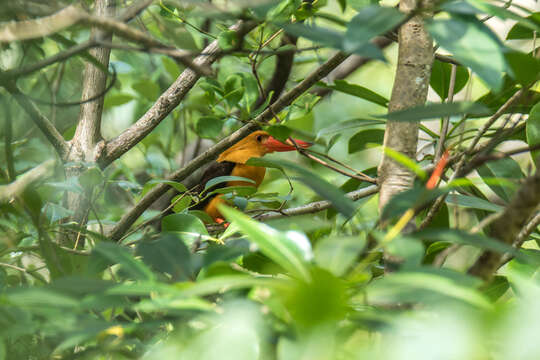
[228,164,266,188]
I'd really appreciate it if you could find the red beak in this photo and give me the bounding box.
[265,137,313,152]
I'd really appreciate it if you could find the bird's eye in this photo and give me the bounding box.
[256,135,263,142]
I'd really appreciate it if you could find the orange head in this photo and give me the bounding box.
[217,130,312,164]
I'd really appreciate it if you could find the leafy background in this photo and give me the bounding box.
[1,0,540,359]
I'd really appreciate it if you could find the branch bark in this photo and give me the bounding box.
[107,51,350,241]
[377,0,434,212]
[4,82,69,158]
[99,20,257,168]
[61,0,115,246]
[468,168,540,281]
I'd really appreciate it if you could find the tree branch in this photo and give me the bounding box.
[378,0,434,212]
[255,185,379,221]
[0,160,55,204]
[468,167,540,281]
[3,82,69,158]
[107,51,350,241]
[99,20,256,168]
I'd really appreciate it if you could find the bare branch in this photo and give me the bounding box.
[107,51,350,241]
[3,82,69,158]
[0,160,55,204]
[99,20,257,167]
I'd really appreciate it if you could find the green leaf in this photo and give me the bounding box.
[414,229,521,258]
[196,116,223,139]
[141,179,187,197]
[6,287,79,309]
[204,176,255,191]
[132,80,160,101]
[428,15,507,91]
[104,93,133,108]
[382,101,489,121]
[507,13,540,39]
[161,213,209,237]
[219,206,312,281]
[265,125,293,142]
[383,147,427,179]
[317,118,385,137]
[93,242,155,281]
[381,186,447,220]
[213,185,257,197]
[78,167,104,190]
[526,102,540,165]
[477,157,522,202]
[317,80,389,107]
[43,203,74,223]
[430,60,470,100]
[162,56,181,79]
[445,194,504,212]
[171,194,192,213]
[264,159,357,218]
[505,51,540,87]
[344,5,405,56]
[136,233,193,281]
[218,30,240,50]
[284,23,344,49]
[348,128,385,153]
[482,275,509,301]
[314,235,366,276]
[367,270,492,309]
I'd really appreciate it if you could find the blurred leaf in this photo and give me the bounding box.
[317,80,389,107]
[43,203,73,223]
[104,93,133,108]
[136,233,193,281]
[385,235,425,266]
[414,229,522,258]
[505,51,540,86]
[218,30,239,50]
[430,60,470,100]
[78,167,104,191]
[6,287,79,309]
[93,242,155,281]
[445,194,504,212]
[382,186,447,220]
[367,270,492,309]
[506,12,540,39]
[162,213,209,237]
[204,176,255,191]
[428,15,507,91]
[526,102,540,165]
[477,157,522,202]
[382,101,489,121]
[196,116,223,139]
[162,56,181,79]
[383,147,427,179]
[284,23,343,49]
[141,179,187,197]
[265,159,356,218]
[348,128,385,153]
[132,80,160,101]
[317,118,384,137]
[314,235,366,276]
[344,5,404,56]
[483,275,509,301]
[220,206,312,281]
[214,185,257,197]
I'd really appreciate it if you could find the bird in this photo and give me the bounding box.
[194,130,312,222]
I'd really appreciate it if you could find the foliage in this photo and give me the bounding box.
[0,0,540,359]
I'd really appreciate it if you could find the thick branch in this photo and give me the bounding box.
[468,168,540,281]
[71,0,114,161]
[107,51,350,241]
[377,0,434,212]
[100,20,256,167]
[3,82,69,158]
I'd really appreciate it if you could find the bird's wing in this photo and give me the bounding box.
[192,161,236,211]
